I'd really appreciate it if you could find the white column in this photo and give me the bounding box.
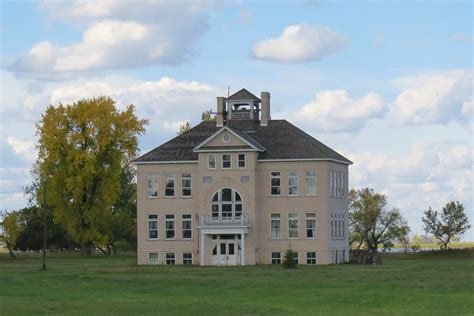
[241,233,245,266]
[200,232,204,266]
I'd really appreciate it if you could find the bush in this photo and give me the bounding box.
[282,249,296,268]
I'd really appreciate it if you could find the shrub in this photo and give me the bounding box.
[283,249,296,268]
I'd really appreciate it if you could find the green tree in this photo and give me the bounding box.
[422,201,471,250]
[201,110,215,122]
[178,121,191,134]
[15,206,77,251]
[282,249,296,268]
[349,188,410,262]
[104,165,137,254]
[33,96,147,255]
[0,211,24,258]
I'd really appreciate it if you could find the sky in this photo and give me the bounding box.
[0,0,472,240]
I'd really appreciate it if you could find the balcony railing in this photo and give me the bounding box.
[231,111,252,120]
[202,214,249,226]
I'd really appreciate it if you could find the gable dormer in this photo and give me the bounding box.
[193,126,265,153]
[215,89,271,128]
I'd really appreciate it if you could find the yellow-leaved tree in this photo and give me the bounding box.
[33,97,147,255]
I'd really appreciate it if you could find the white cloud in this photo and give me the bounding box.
[4,137,36,163]
[9,0,218,76]
[252,24,346,63]
[390,69,473,126]
[348,141,473,237]
[290,90,386,132]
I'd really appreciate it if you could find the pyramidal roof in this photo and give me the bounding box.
[226,88,260,101]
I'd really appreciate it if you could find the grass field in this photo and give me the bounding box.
[1,250,473,315]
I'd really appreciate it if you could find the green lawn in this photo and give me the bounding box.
[1,250,473,315]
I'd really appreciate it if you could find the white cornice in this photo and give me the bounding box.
[257,158,353,165]
[133,161,198,165]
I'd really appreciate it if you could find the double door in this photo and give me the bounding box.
[211,235,241,266]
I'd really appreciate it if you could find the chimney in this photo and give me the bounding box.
[216,96,225,127]
[260,92,271,126]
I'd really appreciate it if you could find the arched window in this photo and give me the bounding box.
[211,188,243,220]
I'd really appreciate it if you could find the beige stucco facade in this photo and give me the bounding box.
[136,128,350,266]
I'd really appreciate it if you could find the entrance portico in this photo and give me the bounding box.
[198,216,250,266]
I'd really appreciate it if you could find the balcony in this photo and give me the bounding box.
[231,110,252,120]
[201,214,249,226]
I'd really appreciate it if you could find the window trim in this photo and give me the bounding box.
[271,252,281,264]
[166,252,176,265]
[181,214,193,240]
[148,252,159,265]
[182,252,193,265]
[288,213,299,239]
[207,153,216,169]
[165,214,175,240]
[164,173,175,198]
[238,153,246,168]
[148,214,158,240]
[288,171,299,196]
[147,174,158,198]
[270,171,281,196]
[222,153,231,169]
[306,213,316,239]
[305,171,317,196]
[270,213,281,240]
[181,173,192,197]
[306,251,317,265]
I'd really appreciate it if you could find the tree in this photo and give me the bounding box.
[201,110,215,122]
[349,188,410,263]
[103,165,137,254]
[15,206,78,251]
[0,211,24,258]
[33,96,147,255]
[282,249,296,268]
[397,229,411,254]
[178,121,191,135]
[422,201,470,250]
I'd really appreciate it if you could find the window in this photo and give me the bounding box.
[222,154,231,168]
[166,253,175,265]
[306,213,316,239]
[182,214,192,239]
[270,172,281,196]
[271,252,281,264]
[288,213,299,238]
[270,214,281,239]
[330,171,336,197]
[148,253,159,264]
[165,215,175,239]
[288,172,299,196]
[147,174,158,197]
[165,173,175,197]
[183,253,193,265]
[305,171,317,196]
[211,188,243,220]
[292,252,299,265]
[238,154,246,168]
[306,252,316,265]
[331,213,345,240]
[181,173,192,197]
[148,214,158,239]
[208,154,216,169]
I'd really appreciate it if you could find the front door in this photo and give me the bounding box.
[211,235,239,266]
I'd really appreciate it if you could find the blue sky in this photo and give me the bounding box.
[0,0,472,240]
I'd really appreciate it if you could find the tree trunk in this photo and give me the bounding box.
[7,245,16,258]
[111,243,117,255]
[81,241,92,256]
[96,245,109,256]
